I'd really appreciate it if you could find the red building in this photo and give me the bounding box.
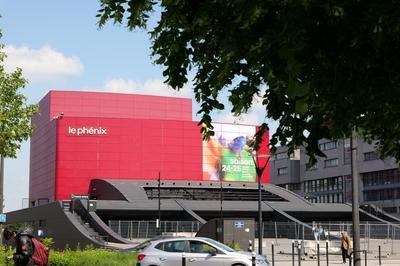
[29,91,269,205]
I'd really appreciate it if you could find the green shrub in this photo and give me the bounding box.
[48,248,137,266]
[0,246,15,266]
[226,242,241,251]
[41,237,54,249]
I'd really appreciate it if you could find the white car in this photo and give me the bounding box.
[134,236,270,266]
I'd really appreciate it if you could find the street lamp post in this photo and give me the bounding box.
[351,130,361,266]
[250,152,270,255]
[157,172,161,235]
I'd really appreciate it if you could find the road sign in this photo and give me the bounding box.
[0,214,6,223]
[234,220,244,229]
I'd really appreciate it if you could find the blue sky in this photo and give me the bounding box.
[0,1,272,211]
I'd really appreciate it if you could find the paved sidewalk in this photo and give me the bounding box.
[260,238,400,266]
[269,255,400,266]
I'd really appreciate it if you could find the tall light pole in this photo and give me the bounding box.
[157,172,161,235]
[250,152,270,255]
[351,130,361,266]
[216,159,224,242]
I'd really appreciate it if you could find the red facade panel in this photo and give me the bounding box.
[48,91,192,121]
[54,118,203,200]
[29,91,270,203]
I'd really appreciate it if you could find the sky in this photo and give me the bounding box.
[0,1,275,212]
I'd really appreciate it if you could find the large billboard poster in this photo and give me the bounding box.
[203,124,257,182]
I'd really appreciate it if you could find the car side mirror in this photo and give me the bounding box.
[208,249,217,256]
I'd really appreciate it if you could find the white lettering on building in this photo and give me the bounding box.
[68,126,108,136]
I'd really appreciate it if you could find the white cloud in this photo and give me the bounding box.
[102,78,194,98]
[96,78,278,132]
[213,87,267,124]
[3,45,84,82]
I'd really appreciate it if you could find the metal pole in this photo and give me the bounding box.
[351,130,361,266]
[252,252,256,266]
[182,252,186,266]
[326,241,329,266]
[378,245,381,265]
[220,173,223,242]
[391,225,394,255]
[317,242,320,266]
[367,222,370,253]
[271,242,275,266]
[297,241,301,266]
[393,226,396,255]
[365,251,367,266]
[158,172,161,235]
[292,240,295,266]
[0,155,4,245]
[258,169,263,255]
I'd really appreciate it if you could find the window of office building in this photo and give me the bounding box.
[364,188,399,202]
[343,138,351,165]
[303,177,344,202]
[363,169,400,187]
[364,151,379,161]
[275,152,289,161]
[324,158,339,168]
[319,141,338,151]
[311,192,344,203]
[277,167,288,176]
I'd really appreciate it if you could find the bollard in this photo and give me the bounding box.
[251,252,256,266]
[182,252,186,266]
[349,255,352,266]
[364,250,367,266]
[326,241,329,266]
[292,240,295,266]
[248,240,253,252]
[271,242,275,266]
[317,242,320,266]
[379,245,381,265]
[298,241,302,266]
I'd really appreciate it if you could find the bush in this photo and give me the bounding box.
[0,246,15,266]
[48,248,137,266]
[226,242,241,251]
[41,237,54,249]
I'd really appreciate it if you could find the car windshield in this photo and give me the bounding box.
[204,238,236,252]
[132,240,152,251]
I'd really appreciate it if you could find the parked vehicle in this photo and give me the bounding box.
[133,236,270,266]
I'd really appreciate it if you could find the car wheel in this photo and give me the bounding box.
[231,264,246,266]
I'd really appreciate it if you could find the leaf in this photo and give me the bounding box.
[295,98,308,115]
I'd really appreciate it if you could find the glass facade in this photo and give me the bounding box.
[319,141,338,151]
[363,169,400,202]
[364,151,380,161]
[363,169,400,187]
[304,176,344,203]
[277,167,288,176]
[324,158,339,168]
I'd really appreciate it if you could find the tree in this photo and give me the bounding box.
[0,29,38,214]
[97,0,400,162]
[97,2,400,264]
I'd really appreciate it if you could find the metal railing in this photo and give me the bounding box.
[109,220,400,241]
[108,220,201,239]
[262,221,400,241]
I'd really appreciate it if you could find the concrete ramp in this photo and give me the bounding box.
[175,199,207,224]
[263,201,313,230]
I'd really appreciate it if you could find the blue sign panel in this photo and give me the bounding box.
[0,214,6,223]
[234,220,244,229]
